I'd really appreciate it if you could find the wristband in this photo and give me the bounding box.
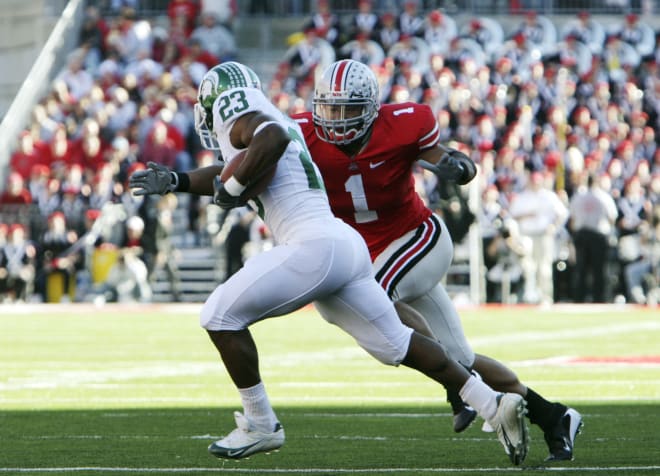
[253,120,280,136]
[175,172,190,192]
[224,176,247,196]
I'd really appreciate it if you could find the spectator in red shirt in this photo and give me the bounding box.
[10,132,42,181]
[181,37,220,70]
[139,120,179,170]
[0,173,32,206]
[43,126,76,176]
[72,134,107,174]
[167,0,200,39]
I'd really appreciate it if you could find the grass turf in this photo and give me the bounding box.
[1,303,659,475]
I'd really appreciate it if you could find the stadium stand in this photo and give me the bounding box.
[0,1,659,305]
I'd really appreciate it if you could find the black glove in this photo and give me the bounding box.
[419,149,477,185]
[129,162,176,195]
[213,176,247,209]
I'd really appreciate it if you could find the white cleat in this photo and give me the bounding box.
[208,411,285,460]
[488,393,529,466]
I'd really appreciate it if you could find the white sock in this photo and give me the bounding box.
[459,375,499,422]
[239,382,278,432]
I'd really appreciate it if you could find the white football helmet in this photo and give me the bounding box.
[312,59,379,145]
[194,62,262,150]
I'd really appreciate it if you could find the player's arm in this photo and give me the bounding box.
[227,112,290,187]
[128,161,224,197]
[212,112,291,208]
[417,144,477,185]
[184,165,224,195]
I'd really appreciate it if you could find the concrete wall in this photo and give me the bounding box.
[0,0,80,189]
[0,1,59,119]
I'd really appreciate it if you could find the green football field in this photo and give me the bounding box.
[1,303,659,475]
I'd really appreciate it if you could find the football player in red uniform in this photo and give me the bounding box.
[293,59,582,462]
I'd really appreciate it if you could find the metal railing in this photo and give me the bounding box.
[101,0,656,17]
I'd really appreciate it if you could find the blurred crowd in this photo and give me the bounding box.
[1,0,659,306]
[272,0,660,305]
[0,0,239,303]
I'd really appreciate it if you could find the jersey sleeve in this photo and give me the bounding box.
[412,104,440,150]
[380,103,440,154]
[291,112,315,142]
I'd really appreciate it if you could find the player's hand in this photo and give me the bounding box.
[434,152,466,182]
[420,149,477,185]
[213,176,247,209]
[129,162,175,196]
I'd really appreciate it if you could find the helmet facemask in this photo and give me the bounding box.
[313,99,376,145]
[194,101,219,150]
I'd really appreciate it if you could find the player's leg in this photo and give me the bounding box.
[406,285,475,367]
[402,331,529,465]
[395,299,477,432]
[405,286,479,431]
[373,214,477,430]
[316,275,529,465]
[472,350,581,460]
[200,239,349,459]
[383,220,578,452]
[393,300,436,339]
[472,354,525,394]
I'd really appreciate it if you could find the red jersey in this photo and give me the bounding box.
[293,102,439,260]
[167,0,200,37]
[9,151,38,180]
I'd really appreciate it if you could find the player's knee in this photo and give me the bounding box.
[200,303,244,331]
[365,341,409,366]
[369,350,402,366]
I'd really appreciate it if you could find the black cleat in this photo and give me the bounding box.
[544,408,582,461]
[453,405,478,433]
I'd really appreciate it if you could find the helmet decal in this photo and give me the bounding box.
[331,59,350,92]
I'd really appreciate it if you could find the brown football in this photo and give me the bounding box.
[220,149,276,199]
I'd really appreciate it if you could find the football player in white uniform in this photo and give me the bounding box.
[129,61,529,464]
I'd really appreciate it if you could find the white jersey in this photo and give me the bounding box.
[201,86,414,365]
[211,87,333,243]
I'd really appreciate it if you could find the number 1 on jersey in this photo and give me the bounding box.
[345,174,377,223]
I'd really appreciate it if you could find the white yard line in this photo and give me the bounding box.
[2,394,660,406]
[469,320,660,347]
[1,466,660,473]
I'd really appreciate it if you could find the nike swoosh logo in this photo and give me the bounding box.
[370,160,386,169]
[226,448,248,457]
